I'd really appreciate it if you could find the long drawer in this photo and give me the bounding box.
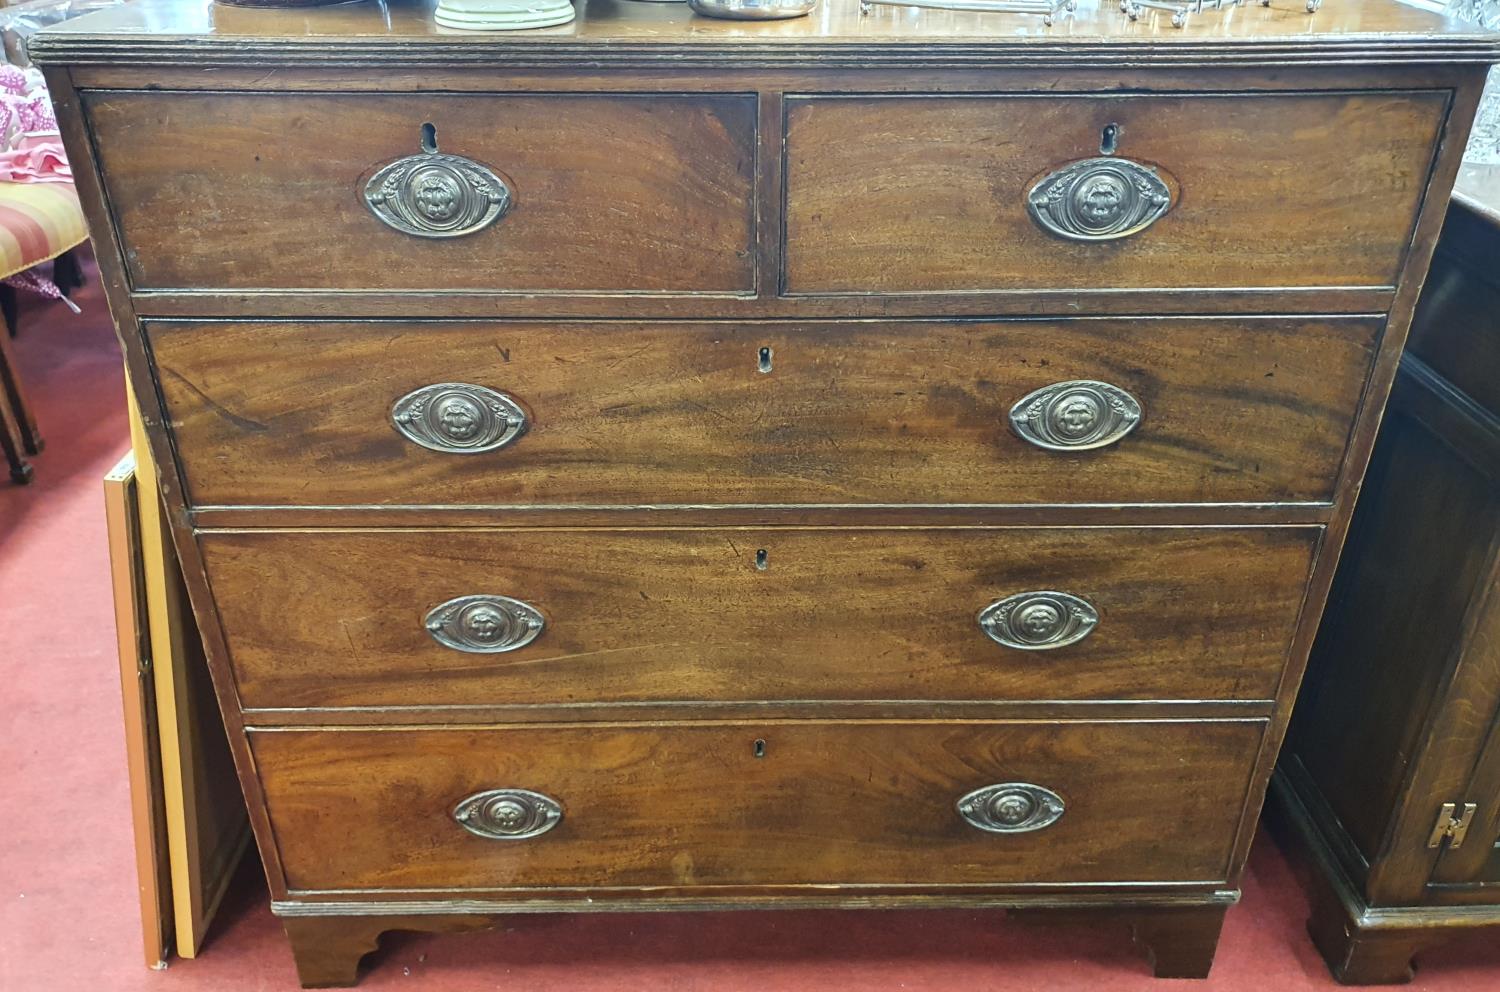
[202,527,1318,710]
[784,91,1444,295]
[150,317,1380,507]
[83,92,757,293]
[251,719,1264,892]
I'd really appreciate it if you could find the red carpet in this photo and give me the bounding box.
[2,253,1498,991]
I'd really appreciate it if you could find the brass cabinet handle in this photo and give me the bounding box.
[1026,156,1172,241]
[453,788,562,841]
[978,591,1098,650]
[425,594,545,654]
[364,148,512,239]
[391,383,528,454]
[957,783,1065,834]
[1009,379,1142,451]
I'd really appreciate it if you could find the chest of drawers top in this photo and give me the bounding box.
[28,0,1499,65]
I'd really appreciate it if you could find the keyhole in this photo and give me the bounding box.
[758,346,773,374]
[753,739,767,758]
[755,549,769,571]
[1100,123,1121,156]
[420,122,439,154]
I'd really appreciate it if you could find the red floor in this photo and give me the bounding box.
[2,258,1498,991]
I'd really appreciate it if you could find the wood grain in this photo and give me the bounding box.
[84,92,757,293]
[200,527,1317,710]
[149,317,1381,508]
[785,92,1445,294]
[1288,406,1495,867]
[250,719,1264,891]
[1425,565,1500,888]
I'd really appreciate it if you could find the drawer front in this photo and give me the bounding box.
[784,92,1444,295]
[203,527,1317,710]
[150,317,1379,507]
[252,720,1263,891]
[84,92,756,293]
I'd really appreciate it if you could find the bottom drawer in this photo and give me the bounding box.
[253,720,1263,893]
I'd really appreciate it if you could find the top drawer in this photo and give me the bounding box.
[82,92,757,294]
[784,92,1445,296]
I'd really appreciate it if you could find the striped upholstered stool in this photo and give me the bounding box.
[0,178,86,483]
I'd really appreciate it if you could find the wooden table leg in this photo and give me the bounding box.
[0,379,32,483]
[0,303,41,454]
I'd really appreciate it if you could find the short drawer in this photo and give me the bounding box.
[784,92,1444,295]
[83,92,756,293]
[252,719,1263,892]
[150,317,1380,507]
[203,527,1317,710]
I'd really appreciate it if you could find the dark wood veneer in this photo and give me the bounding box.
[201,527,1317,710]
[784,92,1444,295]
[87,91,758,294]
[251,720,1263,891]
[149,317,1381,508]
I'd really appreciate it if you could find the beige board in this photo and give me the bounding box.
[116,386,252,960]
[103,450,171,968]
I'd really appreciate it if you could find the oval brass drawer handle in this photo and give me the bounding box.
[425,594,545,654]
[1009,379,1141,451]
[1027,156,1172,241]
[391,383,528,454]
[979,591,1098,650]
[454,788,562,841]
[364,148,512,239]
[957,783,1065,834]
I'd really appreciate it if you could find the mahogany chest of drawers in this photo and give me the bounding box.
[30,0,1500,985]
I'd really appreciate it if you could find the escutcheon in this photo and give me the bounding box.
[453,788,563,840]
[391,383,528,454]
[957,783,1065,834]
[1027,156,1172,241]
[979,591,1098,650]
[425,594,546,654]
[364,149,512,238]
[1009,379,1141,451]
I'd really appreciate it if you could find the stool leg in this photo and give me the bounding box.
[0,383,32,483]
[2,282,15,338]
[53,248,85,297]
[0,312,41,454]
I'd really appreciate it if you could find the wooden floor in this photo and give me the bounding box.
[3,256,1499,991]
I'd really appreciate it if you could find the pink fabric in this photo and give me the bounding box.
[2,264,79,311]
[0,134,71,183]
[0,63,27,96]
[0,63,69,184]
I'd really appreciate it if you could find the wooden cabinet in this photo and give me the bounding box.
[1272,169,1500,984]
[31,0,1499,986]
